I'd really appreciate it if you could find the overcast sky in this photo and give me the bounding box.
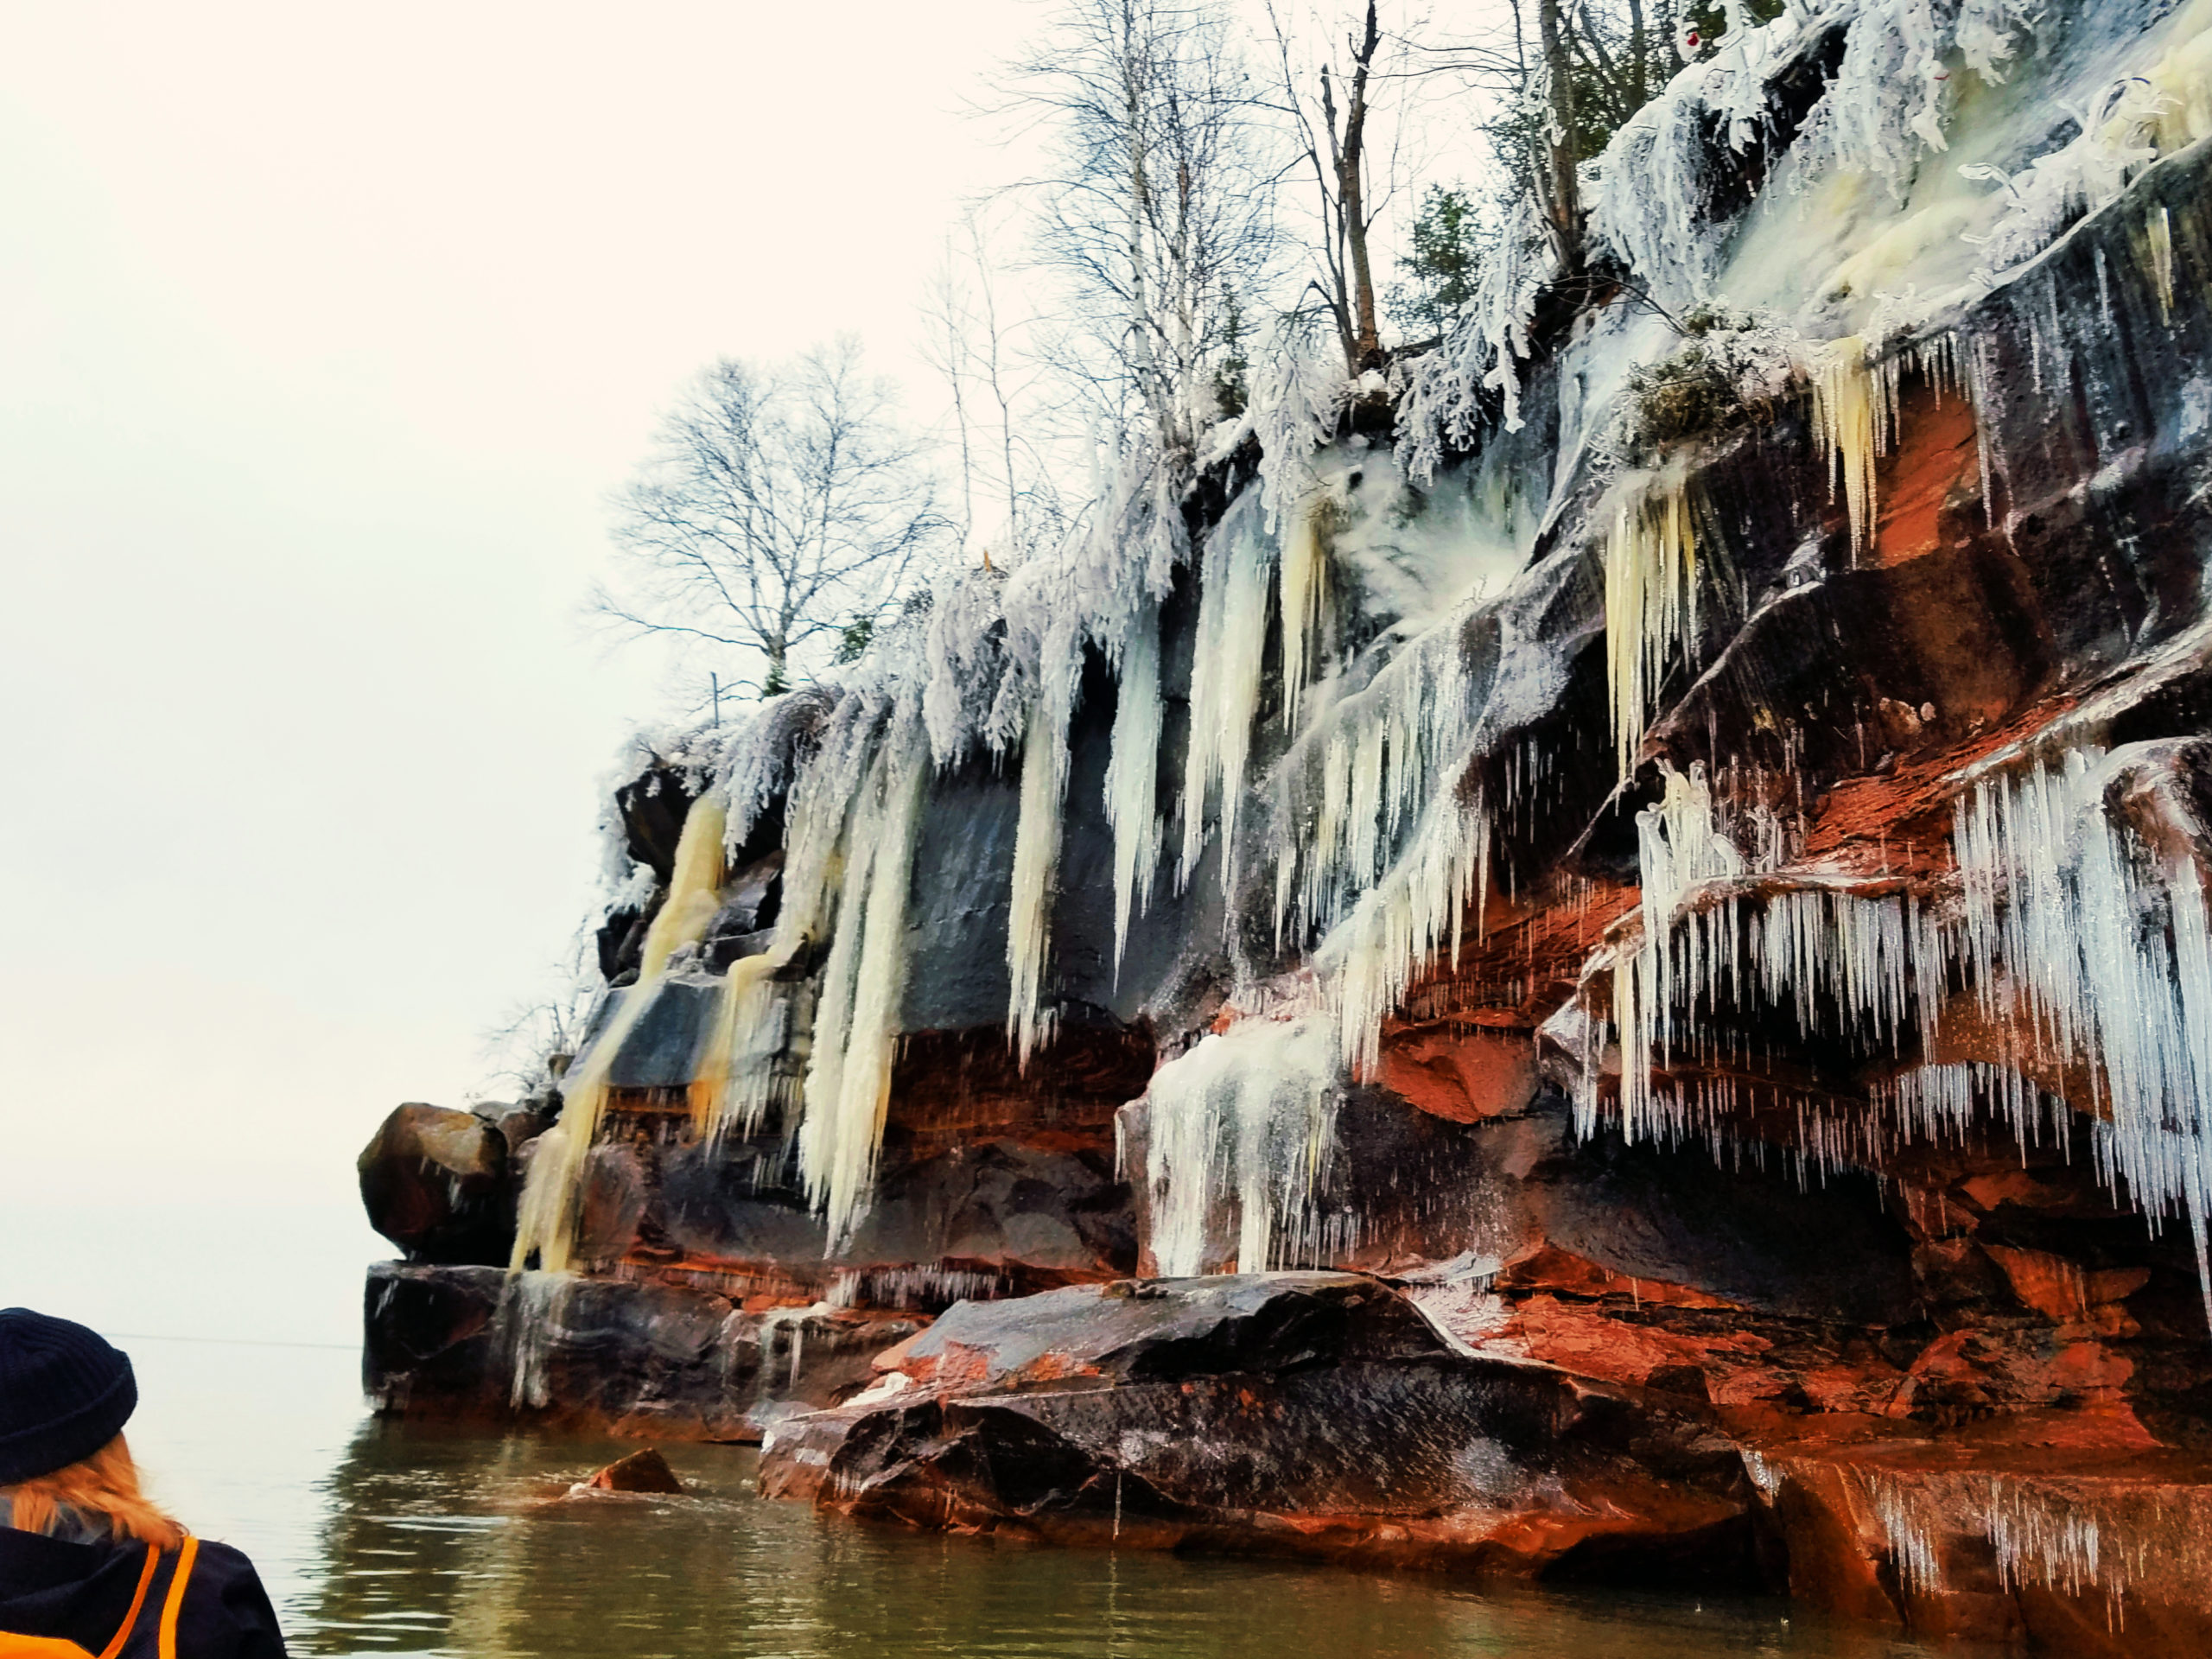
[0,0,1048,1340]
[1,0,1506,1347]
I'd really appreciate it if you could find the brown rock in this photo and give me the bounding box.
[358,1103,513,1266]
[579,1447,683,1495]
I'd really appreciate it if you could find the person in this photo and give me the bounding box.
[0,1310,285,1657]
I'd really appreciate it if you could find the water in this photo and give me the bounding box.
[105,1332,1947,1658]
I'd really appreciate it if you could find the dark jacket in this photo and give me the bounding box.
[0,1527,285,1657]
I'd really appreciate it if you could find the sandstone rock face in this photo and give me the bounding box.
[357,1104,512,1267]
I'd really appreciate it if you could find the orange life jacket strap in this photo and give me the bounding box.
[95,1546,159,1659]
[154,1536,196,1659]
[0,1634,100,1656]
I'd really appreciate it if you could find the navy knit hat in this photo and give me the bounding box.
[0,1310,137,1485]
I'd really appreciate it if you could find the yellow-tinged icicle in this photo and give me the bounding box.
[1811,336,1879,562]
[2150,207,2177,324]
[1604,461,1700,782]
[511,788,727,1275]
[1277,494,1331,731]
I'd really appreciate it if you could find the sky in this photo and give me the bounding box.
[0,0,1047,1343]
[0,0,1506,1349]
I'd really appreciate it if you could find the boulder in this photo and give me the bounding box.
[761,1273,1763,1584]
[358,1103,513,1266]
[575,1447,683,1495]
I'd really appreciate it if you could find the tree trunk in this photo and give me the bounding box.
[1337,1,1382,372]
[1536,0,1583,276]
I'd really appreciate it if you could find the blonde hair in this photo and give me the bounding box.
[2,1433,181,1550]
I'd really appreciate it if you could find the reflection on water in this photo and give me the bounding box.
[122,1333,1942,1659]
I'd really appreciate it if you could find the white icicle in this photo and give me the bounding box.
[1007,685,1071,1066]
[798,712,930,1246]
[1139,1015,1344,1277]
[1179,493,1275,895]
[1105,602,1164,976]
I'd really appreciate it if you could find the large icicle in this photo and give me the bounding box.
[1275,495,1331,732]
[1104,601,1163,976]
[1179,492,1275,893]
[1810,335,1885,560]
[796,711,930,1246]
[1007,692,1070,1065]
[512,789,727,1274]
[1603,461,1700,780]
[1007,619,1082,1065]
[1136,1015,1344,1277]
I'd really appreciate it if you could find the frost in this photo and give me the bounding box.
[1961,76,2164,285]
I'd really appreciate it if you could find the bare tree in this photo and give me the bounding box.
[597,339,946,696]
[480,925,600,1098]
[918,210,1070,563]
[1264,1,1396,373]
[1002,0,1278,464]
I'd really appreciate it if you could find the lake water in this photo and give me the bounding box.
[104,1332,1948,1658]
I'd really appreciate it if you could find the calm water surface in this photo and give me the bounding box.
[118,1334,1943,1659]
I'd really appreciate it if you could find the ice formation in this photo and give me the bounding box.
[1178,491,1277,894]
[1134,1016,1344,1277]
[521,0,2212,1298]
[796,710,930,1244]
[511,789,728,1274]
[1104,601,1163,975]
[1580,738,2212,1313]
[1955,747,2212,1308]
[1603,463,1702,779]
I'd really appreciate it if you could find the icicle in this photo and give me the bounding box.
[1953,747,2212,1320]
[797,712,930,1245]
[1276,494,1330,731]
[1603,461,1700,780]
[1315,778,1490,1077]
[1105,602,1163,977]
[1613,764,1745,1141]
[1179,493,1275,894]
[2150,205,2177,324]
[1007,684,1071,1066]
[512,789,727,1274]
[1140,1016,1342,1276]
[1811,335,1880,562]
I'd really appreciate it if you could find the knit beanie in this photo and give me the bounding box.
[0,1309,137,1486]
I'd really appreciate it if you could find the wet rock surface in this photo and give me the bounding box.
[357,1104,514,1267]
[575,1446,683,1495]
[762,1274,1760,1581]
